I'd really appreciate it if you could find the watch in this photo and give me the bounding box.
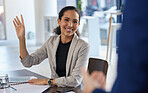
[48,79,53,85]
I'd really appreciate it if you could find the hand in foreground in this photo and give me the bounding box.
[90,71,106,89]
[81,67,106,93]
[28,79,49,85]
[13,14,25,40]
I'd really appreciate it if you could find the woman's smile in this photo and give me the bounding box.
[65,28,73,32]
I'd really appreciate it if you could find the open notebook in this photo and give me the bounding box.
[9,76,37,85]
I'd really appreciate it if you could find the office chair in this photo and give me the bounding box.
[88,58,108,76]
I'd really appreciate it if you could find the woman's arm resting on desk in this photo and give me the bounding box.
[28,79,49,85]
[28,79,56,85]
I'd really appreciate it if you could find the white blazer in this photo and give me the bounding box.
[21,33,90,87]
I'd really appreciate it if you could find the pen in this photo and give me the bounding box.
[10,86,17,91]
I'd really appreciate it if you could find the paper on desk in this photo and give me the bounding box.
[0,83,49,93]
[9,76,37,82]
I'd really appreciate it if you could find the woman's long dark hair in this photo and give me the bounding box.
[53,6,80,37]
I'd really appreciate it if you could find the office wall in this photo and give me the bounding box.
[66,0,76,6]
[4,0,75,44]
[34,0,57,45]
[4,0,35,41]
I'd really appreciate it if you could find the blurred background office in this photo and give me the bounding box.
[0,0,125,91]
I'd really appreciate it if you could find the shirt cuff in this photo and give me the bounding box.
[20,54,29,61]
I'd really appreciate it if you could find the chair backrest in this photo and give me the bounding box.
[88,58,108,76]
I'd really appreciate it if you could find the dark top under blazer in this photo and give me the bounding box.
[56,39,71,77]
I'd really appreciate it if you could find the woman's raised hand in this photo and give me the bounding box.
[13,15,25,40]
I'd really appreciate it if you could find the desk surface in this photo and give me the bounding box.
[6,69,48,79]
[3,69,82,93]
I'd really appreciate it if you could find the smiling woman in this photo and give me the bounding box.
[13,6,90,88]
[54,6,81,38]
[57,9,80,43]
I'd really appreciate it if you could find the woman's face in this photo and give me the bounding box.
[58,10,80,38]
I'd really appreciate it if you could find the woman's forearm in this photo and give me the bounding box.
[19,38,28,59]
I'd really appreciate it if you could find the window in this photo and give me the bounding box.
[0,0,5,40]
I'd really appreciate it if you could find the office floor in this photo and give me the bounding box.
[0,40,117,91]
